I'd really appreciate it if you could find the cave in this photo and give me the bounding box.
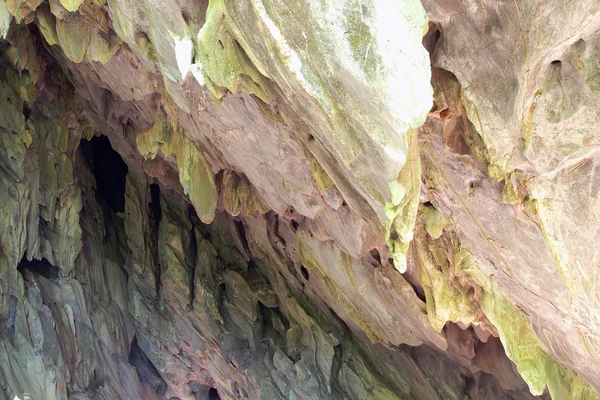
[79,135,129,213]
[0,1,598,400]
[208,388,220,400]
[17,256,60,281]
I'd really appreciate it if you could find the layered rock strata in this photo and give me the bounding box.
[0,0,599,399]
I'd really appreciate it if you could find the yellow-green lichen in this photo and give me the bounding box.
[106,0,135,43]
[385,129,420,273]
[299,142,335,192]
[86,30,121,64]
[501,172,521,206]
[35,4,60,46]
[59,0,84,12]
[4,0,26,22]
[56,18,92,63]
[0,0,10,39]
[423,204,446,240]
[481,282,599,399]
[416,218,599,398]
[413,226,484,332]
[136,113,218,224]
[195,0,270,102]
[49,3,119,64]
[520,92,540,152]
[135,31,158,63]
[344,1,381,83]
[221,170,267,216]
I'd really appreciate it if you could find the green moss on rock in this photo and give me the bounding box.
[59,0,84,12]
[86,30,121,64]
[56,17,92,63]
[195,0,270,102]
[413,225,485,332]
[482,282,599,399]
[423,204,446,240]
[136,113,218,224]
[0,0,10,39]
[385,129,420,273]
[221,170,267,216]
[35,4,60,46]
[415,215,600,398]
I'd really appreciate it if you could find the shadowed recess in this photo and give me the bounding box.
[79,135,129,213]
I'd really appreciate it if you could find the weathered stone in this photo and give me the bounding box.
[1,0,599,399]
[0,1,10,39]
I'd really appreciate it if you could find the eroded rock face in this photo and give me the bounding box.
[0,0,598,399]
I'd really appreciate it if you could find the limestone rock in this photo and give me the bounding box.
[0,0,599,399]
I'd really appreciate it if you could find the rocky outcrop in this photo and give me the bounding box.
[0,0,598,399]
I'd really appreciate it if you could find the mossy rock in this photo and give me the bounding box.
[195,0,270,102]
[136,113,218,224]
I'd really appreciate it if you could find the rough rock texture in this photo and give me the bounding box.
[0,0,598,399]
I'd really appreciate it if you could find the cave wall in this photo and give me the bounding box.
[0,0,599,399]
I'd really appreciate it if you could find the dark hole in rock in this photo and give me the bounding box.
[208,387,221,399]
[551,60,561,65]
[422,22,441,55]
[247,259,258,272]
[369,248,381,266]
[290,219,299,231]
[149,182,162,297]
[300,265,309,280]
[218,282,227,307]
[232,382,240,397]
[17,256,60,281]
[234,219,249,253]
[259,302,270,327]
[150,183,162,223]
[307,134,315,142]
[129,336,168,395]
[80,135,128,213]
[22,102,32,120]
[464,375,476,394]
[189,382,220,400]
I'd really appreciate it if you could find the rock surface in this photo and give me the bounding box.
[0,0,598,399]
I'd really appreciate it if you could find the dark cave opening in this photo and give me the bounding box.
[300,265,309,281]
[129,336,168,395]
[150,182,162,223]
[17,256,60,281]
[208,387,221,400]
[149,182,163,298]
[22,101,32,120]
[79,135,128,213]
[189,383,221,400]
[369,248,382,266]
[188,204,199,308]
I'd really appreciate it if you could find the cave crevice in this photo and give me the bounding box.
[79,135,128,213]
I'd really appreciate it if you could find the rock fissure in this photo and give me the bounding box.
[149,182,163,300]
